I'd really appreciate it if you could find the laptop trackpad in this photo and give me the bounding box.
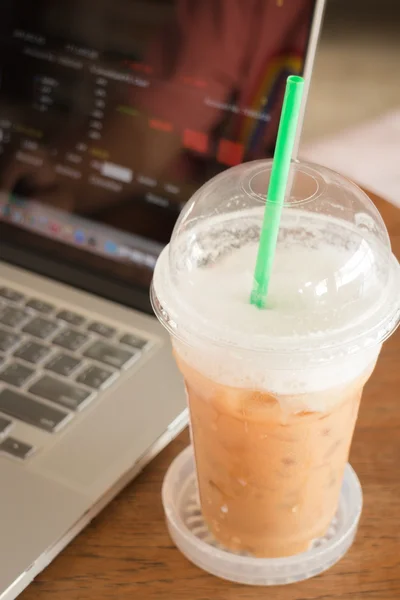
[0,459,87,595]
[31,353,185,498]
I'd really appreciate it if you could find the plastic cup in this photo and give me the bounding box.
[151,160,400,581]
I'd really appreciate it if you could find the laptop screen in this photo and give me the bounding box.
[0,0,317,293]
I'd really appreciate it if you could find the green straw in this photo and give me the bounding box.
[250,75,305,309]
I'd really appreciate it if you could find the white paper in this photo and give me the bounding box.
[300,110,400,208]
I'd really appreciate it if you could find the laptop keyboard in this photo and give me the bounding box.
[0,285,151,459]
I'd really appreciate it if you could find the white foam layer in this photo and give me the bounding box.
[174,337,380,410]
[177,241,379,339]
[165,237,382,403]
[152,206,398,406]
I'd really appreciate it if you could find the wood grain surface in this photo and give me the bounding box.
[21,193,400,600]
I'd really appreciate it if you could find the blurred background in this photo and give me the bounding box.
[303,0,399,142]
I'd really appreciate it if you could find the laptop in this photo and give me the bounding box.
[0,1,325,598]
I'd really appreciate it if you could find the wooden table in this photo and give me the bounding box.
[21,193,400,600]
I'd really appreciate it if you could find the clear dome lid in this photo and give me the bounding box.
[152,160,400,362]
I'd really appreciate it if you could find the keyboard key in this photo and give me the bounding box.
[22,317,59,340]
[0,416,12,435]
[45,353,81,376]
[0,362,35,387]
[0,388,70,432]
[87,321,116,338]
[14,340,51,364]
[0,328,21,352]
[83,341,136,369]
[29,375,92,410]
[56,310,85,327]
[0,437,34,459]
[52,329,89,351]
[120,333,149,350]
[0,287,24,303]
[0,306,29,328]
[25,298,54,314]
[76,364,116,389]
